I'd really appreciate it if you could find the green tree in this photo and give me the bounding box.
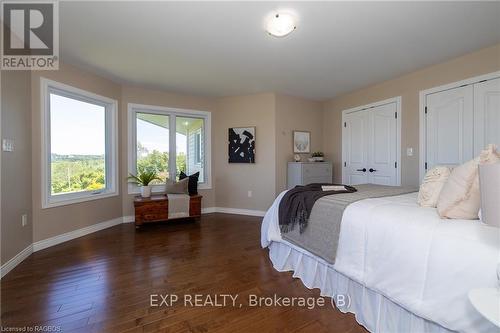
[176,152,186,177]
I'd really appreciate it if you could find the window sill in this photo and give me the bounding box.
[42,191,119,209]
[198,183,212,190]
[128,183,212,195]
[128,184,166,195]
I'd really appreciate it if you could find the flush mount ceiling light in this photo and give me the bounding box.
[266,13,296,37]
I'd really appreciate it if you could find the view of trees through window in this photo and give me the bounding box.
[137,142,187,182]
[135,113,204,183]
[49,102,205,195]
[51,154,105,194]
[50,93,107,195]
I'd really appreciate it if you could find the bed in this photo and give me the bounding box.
[261,187,499,333]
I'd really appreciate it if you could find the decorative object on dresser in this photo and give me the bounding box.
[311,151,324,162]
[127,170,162,198]
[228,127,255,163]
[479,163,500,227]
[293,130,310,153]
[133,194,202,228]
[287,161,332,189]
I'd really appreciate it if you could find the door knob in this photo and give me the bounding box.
[369,168,377,172]
[357,168,367,172]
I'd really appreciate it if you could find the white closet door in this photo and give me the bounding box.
[368,103,398,185]
[474,77,500,155]
[344,110,369,185]
[426,85,474,169]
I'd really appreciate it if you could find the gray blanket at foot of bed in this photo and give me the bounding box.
[282,184,417,264]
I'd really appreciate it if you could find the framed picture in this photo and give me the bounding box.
[293,131,310,153]
[228,127,255,163]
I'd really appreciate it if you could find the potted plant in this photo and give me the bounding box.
[127,169,162,198]
[311,151,324,162]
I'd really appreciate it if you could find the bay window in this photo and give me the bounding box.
[128,104,211,193]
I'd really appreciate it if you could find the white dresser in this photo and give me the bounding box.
[287,162,333,189]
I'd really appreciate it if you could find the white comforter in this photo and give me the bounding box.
[261,192,500,333]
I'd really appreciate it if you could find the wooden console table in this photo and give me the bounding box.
[134,194,202,228]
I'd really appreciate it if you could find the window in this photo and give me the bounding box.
[194,131,202,165]
[41,78,118,208]
[177,117,204,182]
[128,104,211,193]
[136,113,170,181]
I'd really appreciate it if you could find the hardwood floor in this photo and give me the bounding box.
[1,214,367,333]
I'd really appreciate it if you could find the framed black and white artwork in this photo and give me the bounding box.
[228,127,255,163]
[293,131,310,153]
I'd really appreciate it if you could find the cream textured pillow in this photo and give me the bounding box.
[437,144,500,219]
[417,166,452,207]
[165,178,189,194]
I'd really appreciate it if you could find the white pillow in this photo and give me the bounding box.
[417,166,452,207]
[437,144,500,219]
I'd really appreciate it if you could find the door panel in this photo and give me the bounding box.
[426,86,474,170]
[368,103,398,185]
[474,77,500,155]
[343,102,398,186]
[344,111,369,185]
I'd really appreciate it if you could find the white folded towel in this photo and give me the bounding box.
[321,185,346,191]
[167,194,190,219]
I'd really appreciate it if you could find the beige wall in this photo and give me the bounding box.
[120,85,217,217]
[31,63,123,242]
[215,94,276,211]
[3,43,499,264]
[323,43,500,186]
[1,71,33,265]
[275,94,323,194]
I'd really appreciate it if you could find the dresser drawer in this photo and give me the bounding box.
[287,162,333,189]
[303,175,332,185]
[303,164,332,177]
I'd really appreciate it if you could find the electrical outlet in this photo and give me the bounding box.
[247,190,253,198]
[21,214,28,227]
[2,139,14,152]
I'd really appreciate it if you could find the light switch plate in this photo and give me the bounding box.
[2,139,14,152]
[406,148,413,157]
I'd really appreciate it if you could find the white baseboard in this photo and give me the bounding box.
[202,207,216,214]
[122,215,135,223]
[124,208,264,220]
[0,244,33,278]
[1,207,265,279]
[210,207,266,217]
[32,217,124,252]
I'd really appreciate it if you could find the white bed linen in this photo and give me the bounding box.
[261,192,500,333]
[268,241,454,333]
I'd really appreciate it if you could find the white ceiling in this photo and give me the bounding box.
[60,1,500,101]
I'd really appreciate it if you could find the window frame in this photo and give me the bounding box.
[194,129,202,165]
[41,78,119,209]
[127,103,212,194]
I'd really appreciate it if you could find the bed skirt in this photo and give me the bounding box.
[268,241,454,333]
